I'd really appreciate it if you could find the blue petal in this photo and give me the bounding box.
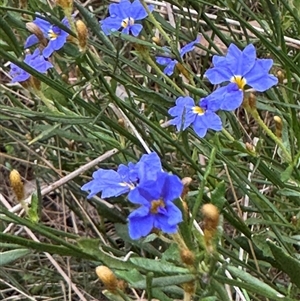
[192,111,222,138]
[236,43,256,75]
[130,0,151,20]
[135,152,162,182]
[199,88,227,112]
[31,57,53,73]
[42,44,55,58]
[28,48,41,59]
[122,26,130,35]
[117,164,133,183]
[244,60,278,91]
[130,24,143,36]
[202,84,243,111]
[33,16,52,35]
[255,58,273,72]
[23,49,53,72]
[81,169,130,198]
[180,36,200,57]
[164,60,177,75]
[204,62,233,84]
[10,64,30,83]
[127,181,157,205]
[156,56,173,66]
[128,206,154,239]
[109,1,131,19]
[219,83,243,110]
[165,203,183,225]
[24,34,39,48]
[226,43,242,58]
[100,17,122,35]
[168,96,196,131]
[158,173,183,202]
[49,35,67,51]
[212,54,226,66]
[154,202,182,233]
[61,17,70,27]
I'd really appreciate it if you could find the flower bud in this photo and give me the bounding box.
[118,118,125,128]
[181,177,192,200]
[25,22,47,46]
[273,116,283,138]
[248,93,256,109]
[276,70,284,84]
[291,215,297,226]
[245,142,256,154]
[55,0,73,10]
[152,36,161,46]
[201,204,220,253]
[202,204,219,231]
[30,76,41,91]
[95,266,118,293]
[75,20,88,52]
[180,248,195,266]
[176,62,191,80]
[182,280,196,295]
[9,169,24,201]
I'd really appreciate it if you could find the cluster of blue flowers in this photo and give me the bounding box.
[81,153,183,239]
[100,0,153,36]
[10,15,71,82]
[10,0,280,239]
[167,44,278,137]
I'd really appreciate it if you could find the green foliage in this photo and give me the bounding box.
[1,0,300,300]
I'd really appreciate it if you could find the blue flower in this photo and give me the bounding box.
[204,43,278,108]
[127,172,183,239]
[100,0,153,36]
[81,152,162,199]
[156,37,200,76]
[25,15,70,58]
[9,48,53,83]
[168,96,222,138]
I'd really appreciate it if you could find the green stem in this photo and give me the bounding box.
[34,89,59,112]
[191,147,217,224]
[247,106,292,162]
[141,52,185,95]
[221,128,235,142]
[140,0,172,45]
[171,232,188,249]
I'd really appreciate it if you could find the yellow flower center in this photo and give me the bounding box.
[48,29,58,40]
[151,199,165,214]
[121,17,135,28]
[231,75,247,90]
[193,106,205,115]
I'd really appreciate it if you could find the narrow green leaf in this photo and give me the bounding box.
[268,240,300,288]
[134,274,194,290]
[27,191,40,224]
[225,265,286,299]
[0,248,31,266]
[129,258,189,274]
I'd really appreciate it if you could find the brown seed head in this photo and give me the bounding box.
[276,70,284,84]
[273,116,283,138]
[95,266,118,293]
[180,248,195,266]
[201,203,219,231]
[9,169,24,201]
[248,93,256,109]
[152,36,161,46]
[75,20,88,52]
[55,0,73,9]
